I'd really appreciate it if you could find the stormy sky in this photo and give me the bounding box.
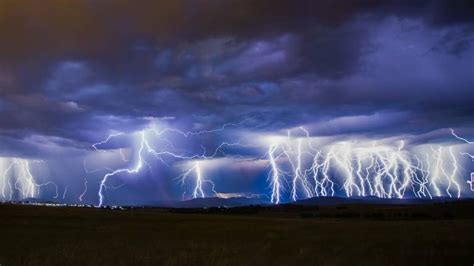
[0,1,473,205]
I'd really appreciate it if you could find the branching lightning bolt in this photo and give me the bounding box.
[265,127,463,203]
[450,128,474,192]
[1,158,58,201]
[90,119,254,206]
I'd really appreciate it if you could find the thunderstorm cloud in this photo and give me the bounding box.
[0,1,473,205]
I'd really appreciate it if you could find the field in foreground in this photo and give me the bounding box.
[0,203,473,266]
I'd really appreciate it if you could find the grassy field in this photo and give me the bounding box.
[0,204,472,266]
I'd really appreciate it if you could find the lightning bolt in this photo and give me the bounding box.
[177,161,217,199]
[62,186,69,200]
[450,128,474,144]
[94,131,146,207]
[265,128,463,203]
[450,128,473,193]
[268,143,284,204]
[90,118,254,206]
[2,161,16,200]
[79,177,88,202]
[92,132,125,151]
[1,158,58,201]
[88,122,466,207]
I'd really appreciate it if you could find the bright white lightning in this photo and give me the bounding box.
[92,132,124,151]
[177,161,216,199]
[193,162,205,198]
[95,131,146,207]
[62,186,69,199]
[268,144,283,204]
[90,123,467,206]
[1,161,15,200]
[290,138,313,200]
[265,128,463,203]
[150,117,256,138]
[91,119,252,206]
[450,128,474,144]
[450,128,474,192]
[1,158,58,201]
[448,147,461,198]
[79,177,88,202]
[468,173,474,192]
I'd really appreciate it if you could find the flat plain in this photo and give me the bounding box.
[0,202,472,266]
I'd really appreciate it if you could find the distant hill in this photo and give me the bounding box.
[289,196,461,206]
[19,198,59,204]
[164,196,464,208]
[174,196,269,208]
[10,195,470,209]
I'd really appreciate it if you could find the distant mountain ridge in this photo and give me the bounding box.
[172,196,269,208]
[289,196,461,206]
[13,196,471,208]
[173,196,468,208]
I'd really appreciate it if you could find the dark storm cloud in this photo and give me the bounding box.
[0,0,473,158]
[1,0,472,64]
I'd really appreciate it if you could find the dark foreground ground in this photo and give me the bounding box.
[0,202,473,266]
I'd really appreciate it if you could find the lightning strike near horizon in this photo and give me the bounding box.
[79,177,88,202]
[177,161,217,199]
[93,131,147,207]
[268,143,284,204]
[0,158,58,201]
[264,128,464,203]
[62,186,69,199]
[90,119,253,206]
[450,128,474,191]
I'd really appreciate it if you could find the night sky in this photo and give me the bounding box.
[0,1,473,205]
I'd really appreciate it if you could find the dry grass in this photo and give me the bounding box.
[0,204,472,266]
